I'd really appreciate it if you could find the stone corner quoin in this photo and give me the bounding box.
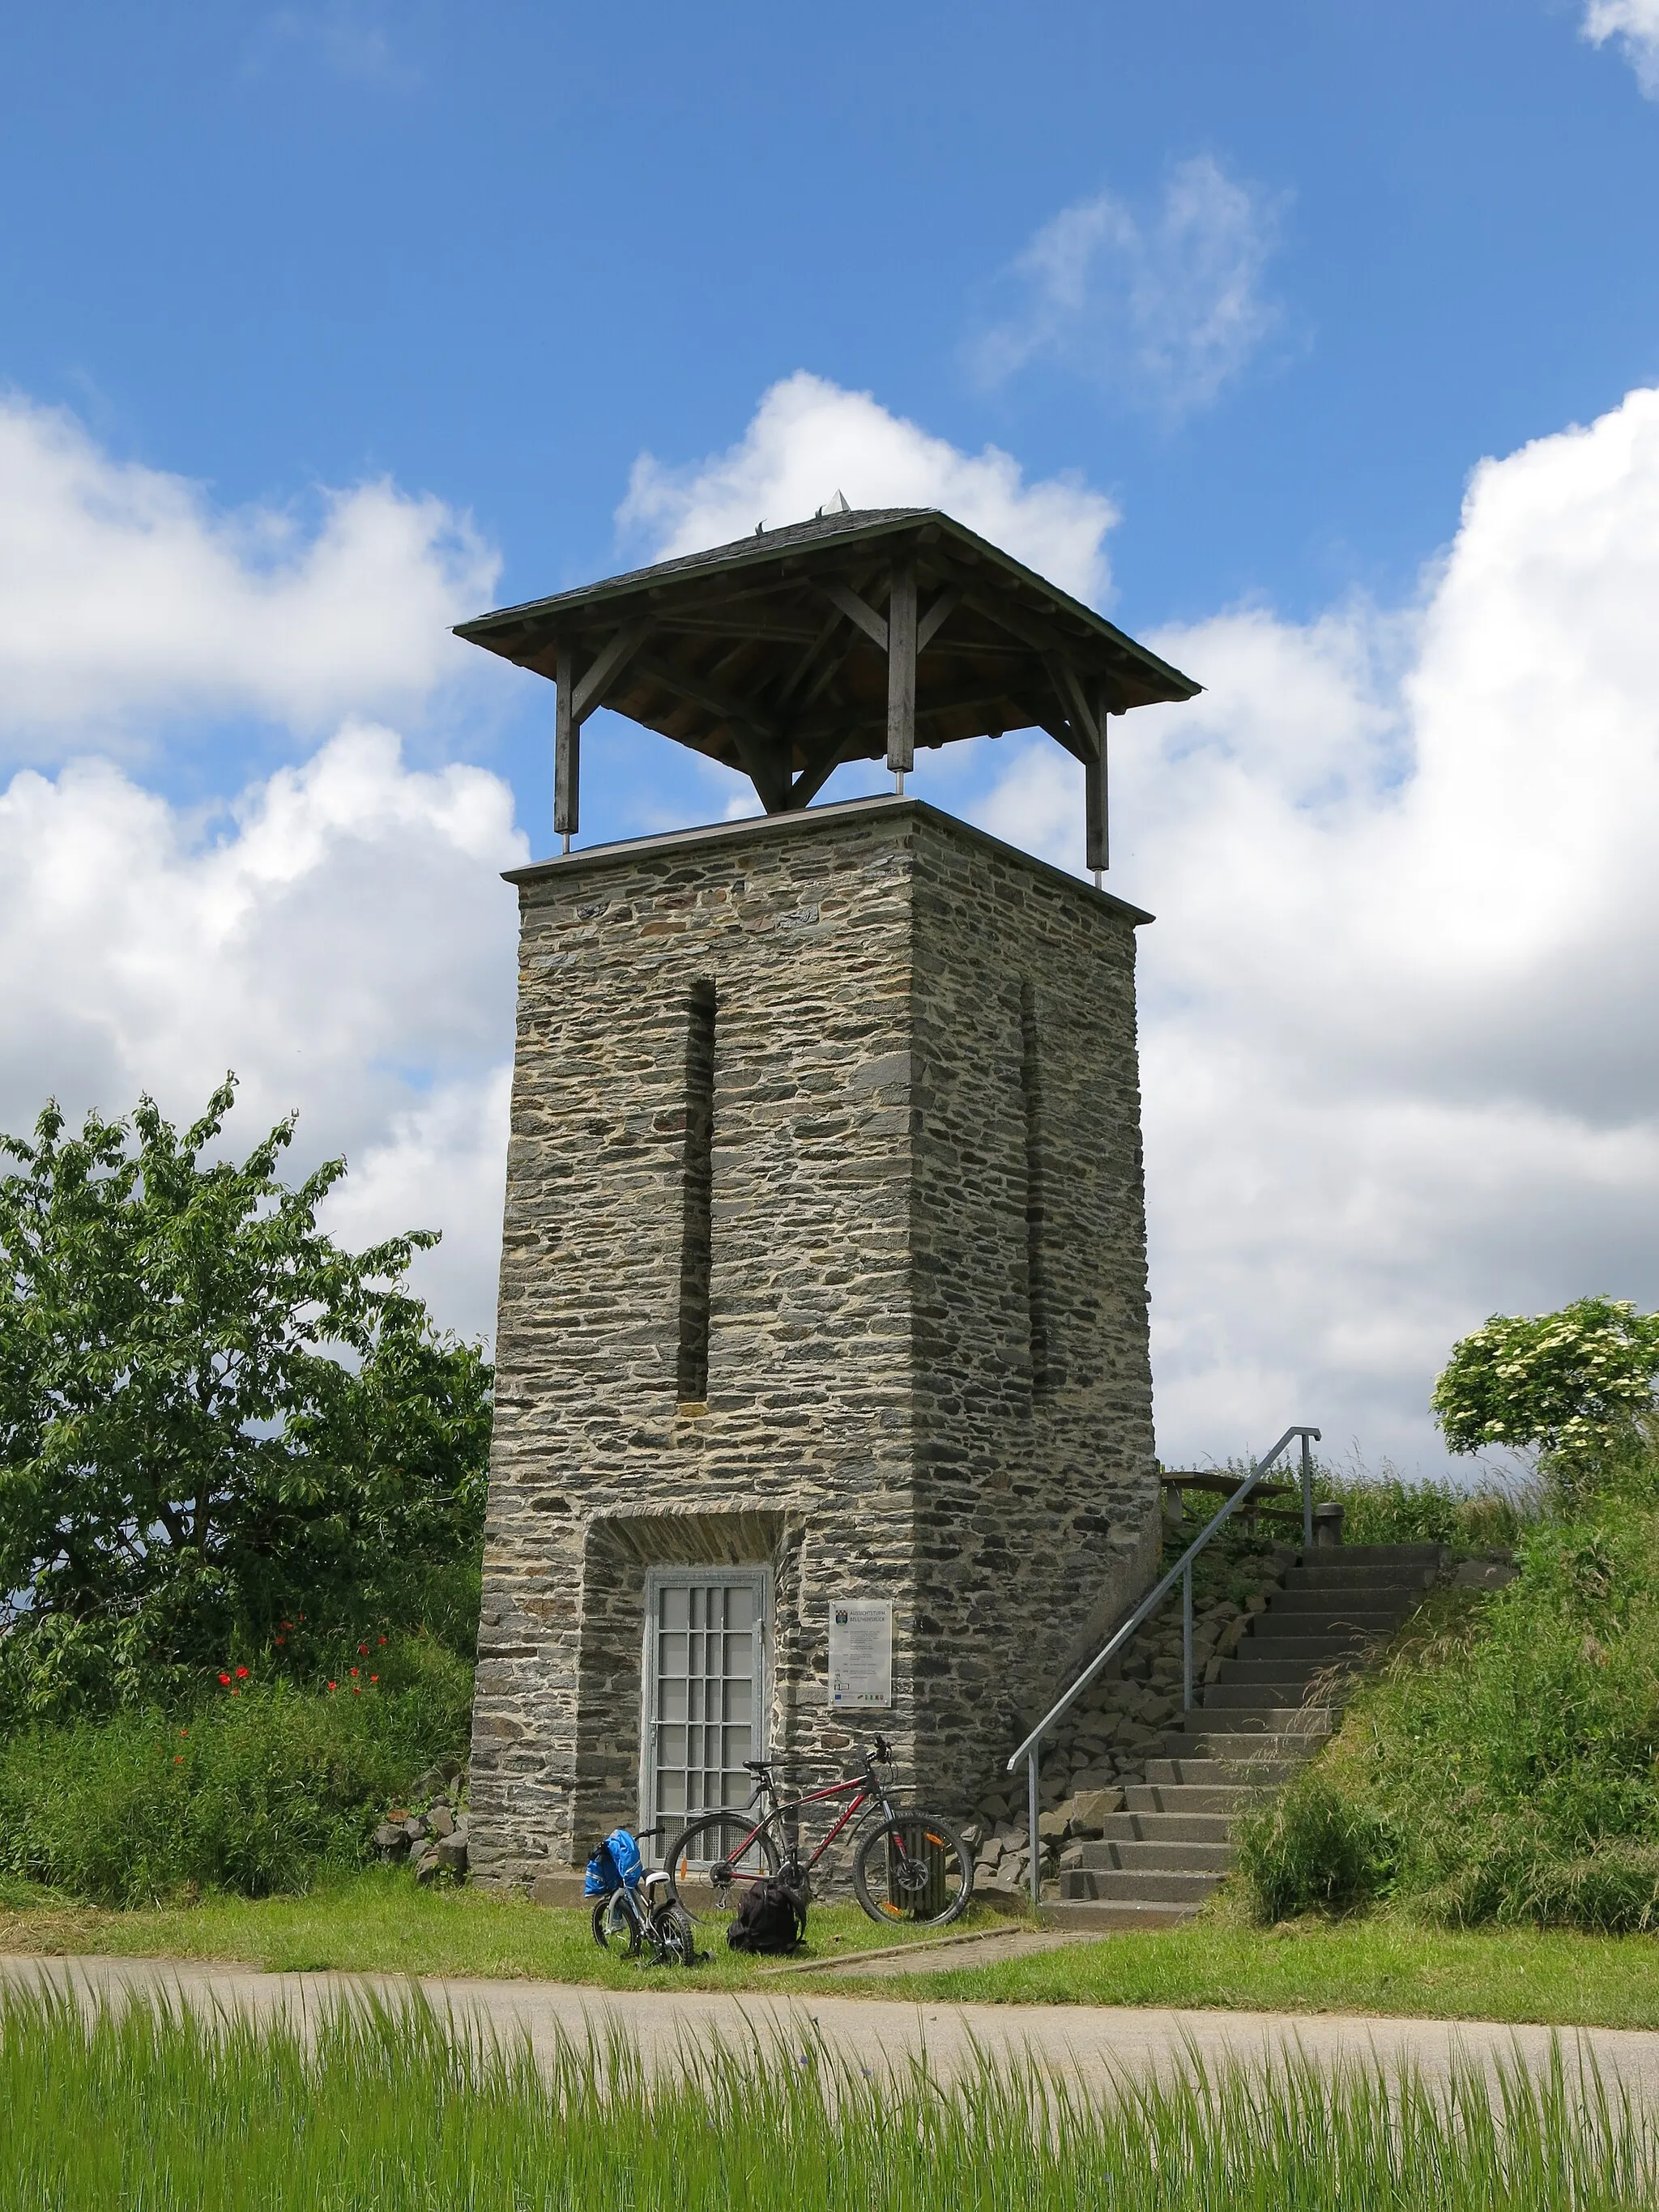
[467,797,1160,1890]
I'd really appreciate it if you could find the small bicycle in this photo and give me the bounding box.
[590,1825,700,1965]
[665,1737,974,1930]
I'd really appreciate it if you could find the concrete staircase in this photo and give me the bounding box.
[1051,1544,1442,1928]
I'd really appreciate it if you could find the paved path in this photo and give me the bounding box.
[6,1952,1659,2099]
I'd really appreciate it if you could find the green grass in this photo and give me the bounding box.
[1239,1504,1659,1930]
[1311,1461,1537,1552]
[8,1871,1659,2029]
[0,1867,962,1989]
[2,1984,1653,2210]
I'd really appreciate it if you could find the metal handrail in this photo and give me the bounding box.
[1004,1424,1321,1906]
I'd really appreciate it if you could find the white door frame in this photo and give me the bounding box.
[638,1564,772,1842]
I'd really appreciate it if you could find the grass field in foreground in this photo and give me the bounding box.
[6,1869,1659,2028]
[5,1984,1656,2212]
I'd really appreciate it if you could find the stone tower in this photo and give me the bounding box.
[453,507,1196,1889]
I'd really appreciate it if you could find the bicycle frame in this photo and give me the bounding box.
[682,1759,898,1882]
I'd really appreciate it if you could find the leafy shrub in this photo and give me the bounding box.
[1235,1771,1396,1920]
[0,1080,491,1726]
[1432,1295,1659,1475]
[0,1635,471,1905]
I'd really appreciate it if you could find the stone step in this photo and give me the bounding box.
[1100,1812,1234,1844]
[1307,1543,1443,1563]
[1064,1866,1224,1905]
[1168,1732,1329,1764]
[1124,1782,1253,1815]
[1267,1589,1420,1617]
[1245,1618,1404,1643]
[1285,1566,1435,1593]
[1145,1755,1295,1787]
[1224,1659,1363,1686]
[1203,1679,1333,1708]
[1042,1898,1201,1931]
[1075,1838,1235,1873]
[1229,1634,1371,1663]
[1168,1706,1333,1738]
[1246,1617,1393,1643]
[1187,1700,1337,1729]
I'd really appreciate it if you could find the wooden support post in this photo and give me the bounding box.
[886,561,916,788]
[555,645,579,850]
[1085,685,1110,882]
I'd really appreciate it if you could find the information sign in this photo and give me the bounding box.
[828,1598,893,1709]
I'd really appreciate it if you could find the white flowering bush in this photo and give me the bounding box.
[1432,1297,1659,1464]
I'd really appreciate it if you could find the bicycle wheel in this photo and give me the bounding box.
[665,1812,778,1919]
[655,1898,701,1967]
[851,1810,974,1929]
[591,1890,642,1958]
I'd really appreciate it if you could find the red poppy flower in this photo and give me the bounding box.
[350,1668,359,1677]
[218,1673,231,1686]
[369,1675,378,1684]
[230,1687,240,1697]
[327,1681,337,1691]
[274,1637,284,1646]
[377,1636,386,1646]
[173,1754,183,1764]
[235,1666,249,1680]
[351,1684,361,1694]
[358,1644,368,1656]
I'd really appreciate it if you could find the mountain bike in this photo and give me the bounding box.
[664,1737,973,1930]
[590,1827,700,1965]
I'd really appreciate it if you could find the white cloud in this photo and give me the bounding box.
[619,370,1119,603]
[0,725,524,1342]
[0,395,498,752]
[18,369,1659,1477]
[970,156,1286,416]
[975,386,1659,1471]
[619,371,1659,1470]
[1583,0,1659,96]
[247,4,412,86]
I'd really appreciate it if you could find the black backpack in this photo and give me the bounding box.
[726,1875,808,1954]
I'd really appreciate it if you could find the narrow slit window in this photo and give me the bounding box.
[676,982,717,1405]
[1019,981,1049,1393]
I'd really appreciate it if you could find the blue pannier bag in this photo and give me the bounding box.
[583,1840,621,1898]
[606,1826,644,1890]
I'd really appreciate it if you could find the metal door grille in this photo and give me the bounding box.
[646,1575,764,1831]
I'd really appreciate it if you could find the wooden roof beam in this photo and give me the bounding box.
[570,620,652,724]
[816,579,889,653]
[916,586,960,654]
[631,653,786,742]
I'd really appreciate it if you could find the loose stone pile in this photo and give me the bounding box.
[960,1541,1299,1899]
[372,1760,470,1882]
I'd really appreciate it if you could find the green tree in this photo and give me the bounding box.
[1431,1296,1659,1471]
[0,1079,490,1719]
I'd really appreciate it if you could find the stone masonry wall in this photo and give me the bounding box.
[907,822,1160,1810]
[468,797,1161,1891]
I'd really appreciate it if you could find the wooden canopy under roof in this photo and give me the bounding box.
[454,505,1200,873]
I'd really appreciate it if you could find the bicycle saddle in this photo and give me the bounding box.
[741,1758,774,1773]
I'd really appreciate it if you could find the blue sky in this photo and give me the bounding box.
[7,1,1658,808]
[6,0,1659,1469]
